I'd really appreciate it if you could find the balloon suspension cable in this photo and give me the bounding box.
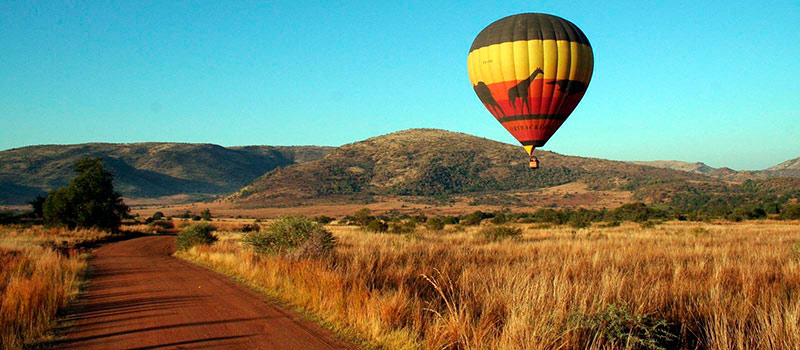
[529,148,540,170]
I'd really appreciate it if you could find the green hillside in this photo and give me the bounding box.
[230,129,719,206]
[0,143,331,204]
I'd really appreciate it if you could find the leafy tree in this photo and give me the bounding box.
[200,208,212,221]
[151,211,164,220]
[42,157,129,230]
[28,194,46,218]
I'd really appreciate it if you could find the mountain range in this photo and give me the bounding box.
[1,129,797,206]
[0,143,331,205]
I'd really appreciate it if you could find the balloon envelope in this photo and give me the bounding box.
[468,13,593,155]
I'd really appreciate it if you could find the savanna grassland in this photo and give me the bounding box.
[0,226,114,349]
[178,220,800,350]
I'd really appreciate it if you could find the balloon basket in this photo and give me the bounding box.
[529,155,540,169]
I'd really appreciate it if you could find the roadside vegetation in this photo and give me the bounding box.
[177,213,800,350]
[0,157,133,349]
[0,226,111,349]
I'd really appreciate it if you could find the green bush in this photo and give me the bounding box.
[441,216,458,225]
[569,215,591,229]
[479,225,522,241]
[353,208,373,226]
[425,216,445,231]
[567,303,674,350]
[781,204,800,220]
[151,211,164,220]
[491,213,507,224]
[313,215,335,224]
[389,220,415,234]
[241,223,260,232]
[176,222,217,251]
[365,219,388,233]
[461,213,483,226]
[200,208,212,221]
[408,214,427,225]
[148,220,174,231]
[242,216,335,258]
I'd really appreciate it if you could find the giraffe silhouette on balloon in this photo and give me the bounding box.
[508,67,544,113]
[547,79,588,95]
[472,82,505,118]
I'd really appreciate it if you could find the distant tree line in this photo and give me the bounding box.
[338,197,800,233]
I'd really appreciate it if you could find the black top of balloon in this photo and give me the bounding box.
[469,13,591,53]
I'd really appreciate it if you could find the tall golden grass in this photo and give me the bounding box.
[0,226,103,349]
[178,221,800,350]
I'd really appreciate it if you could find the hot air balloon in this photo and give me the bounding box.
[468,13,593,169]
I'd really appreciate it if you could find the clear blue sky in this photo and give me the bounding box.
[1,1,798,170]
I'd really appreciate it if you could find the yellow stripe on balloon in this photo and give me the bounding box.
[467,39,593,86]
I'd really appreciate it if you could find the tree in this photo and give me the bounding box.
[352,208,373,226]
[201,208,212,221]
[43,157,129,230]
[28,194,46,218]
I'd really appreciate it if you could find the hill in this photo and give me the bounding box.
[633,159,800,182]
[630,160,716,175]
[0,143,331,205]
[229,129,723,207]
[768,157,800,170]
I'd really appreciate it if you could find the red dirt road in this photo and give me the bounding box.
[53,235,353,349]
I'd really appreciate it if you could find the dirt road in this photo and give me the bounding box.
[53,235,353,349]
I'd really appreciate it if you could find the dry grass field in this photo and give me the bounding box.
[178,220,800,350]
[0,226,112,349]
[130,183,633,220]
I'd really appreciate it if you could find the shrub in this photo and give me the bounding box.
[440,216,458,225]
[176,222,217,251]
[425,216,445,231]
[241,223,260,233]
[491,213,507,224]
[408,214,427,225]
[147,220,174,231]
[151,211,164,220]
[390,220,415,234]
[461,213,483,226]
[781,204,800,220]
[313,215,335,224]
[200,208,212,221]
[567,303,675,350]
[479,225,522,241]
[242,216,335,258]
[353,208,373,226]
[569,215,590,229]
[366,219,389,233]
